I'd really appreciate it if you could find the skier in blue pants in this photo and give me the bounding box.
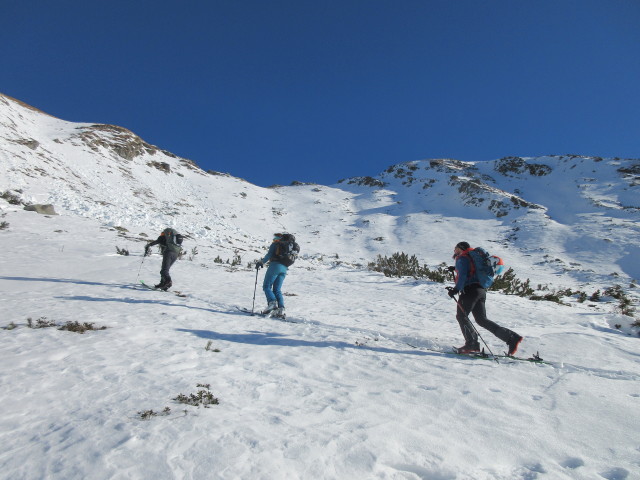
[256,233,299,317]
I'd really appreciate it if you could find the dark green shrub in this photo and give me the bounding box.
[490,268,535,297]
[368,252,450,282]
[173,384,219,407]
[27,317,57,328]
[605,285,636,317]
[137,407,171,420]
[59,321,107,333]
[1,190,23,205]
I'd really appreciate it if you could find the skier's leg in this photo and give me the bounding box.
[456,291,479,347]
[469,286,517,343]
[272,272,287,308]
[160,251,178,288]
[262,270,277,307]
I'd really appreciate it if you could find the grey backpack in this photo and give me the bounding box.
[163,228,183,254]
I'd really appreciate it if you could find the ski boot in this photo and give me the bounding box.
[454,343,480,354]
[262,301,278,316]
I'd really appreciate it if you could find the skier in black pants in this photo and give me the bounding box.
[144,228,183,290]
[448,241,523,355]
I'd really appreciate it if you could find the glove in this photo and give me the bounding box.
[447,266,456,273]
[447,287,459,298]
[144,247,150,257]
[256,261,264,269]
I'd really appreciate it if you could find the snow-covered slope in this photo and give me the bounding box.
[1,93,639,480]
[1,194,639,480]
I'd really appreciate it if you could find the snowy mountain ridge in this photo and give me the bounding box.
[1,92,639,288]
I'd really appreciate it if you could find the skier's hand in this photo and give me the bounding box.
[256,261,264,270]
[144,247,150,257]
[446,287,459,298]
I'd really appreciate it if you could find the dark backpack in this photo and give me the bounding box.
[466,247,501,289]
[163,228,183,254]
[274,234,300,267]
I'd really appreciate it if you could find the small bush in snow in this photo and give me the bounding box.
[59,321,107,333]
[173,384,219,407]
[368,252,450,282]
[369,252,414,277]
[26,317,107,333]
[213,253,242,266]
[116,246,129,256]
[230,251,242,266]
[1,190,23,205]
[604,285,636,317]
[27,317,57,329]
[137,407,171,420]
[0,221,9,230]
[490,268,535,297]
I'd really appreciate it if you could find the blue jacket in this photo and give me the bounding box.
[261,241,288,275]
[454,251,479,291]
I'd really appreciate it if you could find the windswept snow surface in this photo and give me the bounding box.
[0,208,639,480]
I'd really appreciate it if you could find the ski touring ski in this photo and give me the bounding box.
[139,281,187,298]
[234,306,300,323]
[450,347,549,364]
[355,336,550,365]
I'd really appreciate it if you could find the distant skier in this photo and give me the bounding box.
[144,228,183,291]
[256,233,300,318]
[448,241,523,355]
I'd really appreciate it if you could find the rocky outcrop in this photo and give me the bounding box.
[71,124,161,161]
[24,204,57,215]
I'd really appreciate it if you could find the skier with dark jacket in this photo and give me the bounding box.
[448,241,523,355]
[144,228,183,290]
[256,233,300,318]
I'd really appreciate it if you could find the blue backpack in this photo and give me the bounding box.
[467,247,501,288]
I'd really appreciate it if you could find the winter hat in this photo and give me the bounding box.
[455,241,471,251]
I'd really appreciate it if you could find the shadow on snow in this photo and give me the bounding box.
[176,327,436,357]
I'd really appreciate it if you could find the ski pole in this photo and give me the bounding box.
[136,252,146,283]
[251,265,260,315]
[447,288,499,363]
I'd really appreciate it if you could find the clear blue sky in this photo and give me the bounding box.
[2,1,639,186]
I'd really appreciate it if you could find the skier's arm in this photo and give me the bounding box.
[145,236,165,254]
[454,257,469,291]
[261,242,278,264]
